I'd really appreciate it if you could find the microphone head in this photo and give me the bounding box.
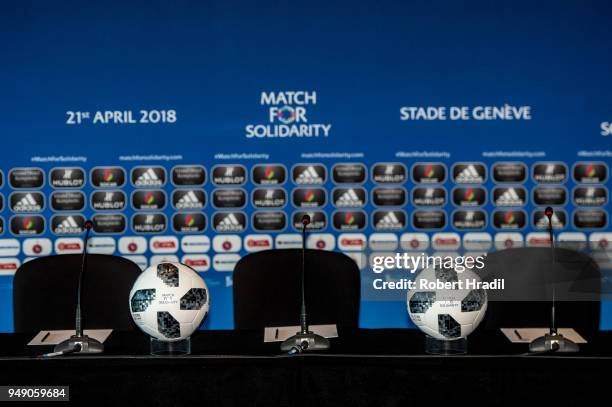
[301,214,311,225]
[544,207,554,218]
[84,220,93,230]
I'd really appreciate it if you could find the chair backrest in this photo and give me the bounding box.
[13,254,142,333]
[480,247,601,338]
[233,249,361,330]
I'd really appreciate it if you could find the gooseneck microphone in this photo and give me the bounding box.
[529,207,579,353]
[281,214,330,354]
[49,220,104,356]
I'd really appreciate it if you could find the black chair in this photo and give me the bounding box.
[13,254,142,333]
[233,249,361,330]
[480,247,601,339]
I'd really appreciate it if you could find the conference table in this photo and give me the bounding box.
[0,329,610,406]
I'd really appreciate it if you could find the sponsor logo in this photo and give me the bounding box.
[51,215,85,235]
[557,232,587,251]
[244,234,273,252]
[452,210,487,230]
[172,212,207,233]
[50,167,86,188]
[533,210,567,230]
[411,210,445,230]
[212,165,247,185]
[131,166,166,187]
[494,233,524,250]
[90,167,126,188]
[332,164,366,184]
[51,191,85,211]
[532,187,567,206]
[373,210,407,231]
[92,214,126,234]
[412,187,446,207]
[86,237,116,254]
[9,168,44,189]
[452,163,486,183]
[589,233,612,251]
[372,163,406,184]
[292,164,326,185]
[150,236,179,254]
[573,186,608,206]
[172,189,206,210]
[0,258,20,275]
[181,235,211,253]
[526,232,552,248]
[275,234,302,249]
[245,91,332,139]
[213,212,247,233]
[0,195,3,211]
[369,233,399,251]
[332,211,367,231]
[305,233,335,250]
[252,188,286,208]
[132,213,167,233]
[492,162,527,183]
[212,188,247,208]
[118,236,148,254]
[252,211,286,231]
[431,233,461,251]
[292,188,326,208]
[181,255,210,272]
[150,255,179,265]
[573,210,607,229]
[0,239,20,256]
[338,233,367,251]
[91,190,127,211]
[55,237,83,254]
[532,162,567,184]
[463,233,492,251]
[252,164,286,185]
[451,187,486,207]
[292,211,326,231]
[492,187,527,206]
[372,187,406,206]
[213,254,240,271]
[333,188,366,208]
[22,238,52,256]
[400,233,429,251]
[412,163,446,184]
[131,190,166,210]
[573,162,608,183]
[492,210,526,230]
[10,192,44,212]
[171,165,206,186]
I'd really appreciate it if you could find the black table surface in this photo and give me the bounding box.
[1,328,611,360]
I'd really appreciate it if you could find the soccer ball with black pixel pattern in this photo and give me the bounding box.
[129,262,210,341]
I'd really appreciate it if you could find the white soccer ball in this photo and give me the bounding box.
[407,266,487,340]
[129,262,210,341]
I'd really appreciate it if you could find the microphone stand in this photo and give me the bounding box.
[52,220,104,355]
[280,215,330,354]
[529,207,578,353]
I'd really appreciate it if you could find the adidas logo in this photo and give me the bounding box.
[495,188,524,206]
[175,190,204,209]
[13,193,42,212]
[455,165,484,183]
[535,213,563,229]
[335,189,364,207]
[135,168,162,186]
[295,166,323,184]
[375,211,403,230]
[215,213,245,232]
[54,216,82,234]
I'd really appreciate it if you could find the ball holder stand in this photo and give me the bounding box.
[150,337,191,356]
[425,335,467,355]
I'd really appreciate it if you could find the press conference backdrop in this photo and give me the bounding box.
[1,0,611,331]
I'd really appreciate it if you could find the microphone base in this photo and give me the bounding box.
[280,331,330,352]
[529,333,579,353]
[54,334,104,354]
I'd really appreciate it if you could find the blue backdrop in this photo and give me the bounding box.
[1,0,611,331]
